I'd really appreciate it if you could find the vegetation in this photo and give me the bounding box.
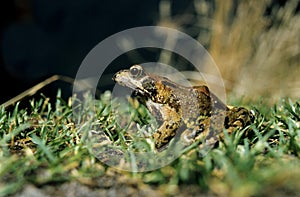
[0,91,299,196]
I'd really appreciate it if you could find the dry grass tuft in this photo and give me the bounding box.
[157,0,300,103]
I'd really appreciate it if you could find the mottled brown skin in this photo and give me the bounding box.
[113,65,253,151]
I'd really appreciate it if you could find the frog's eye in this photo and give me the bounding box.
[130,65,142,77]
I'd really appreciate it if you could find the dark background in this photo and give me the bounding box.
[0,0,296,105]
[0,0,163,104]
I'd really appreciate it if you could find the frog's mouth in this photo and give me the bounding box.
[113,71,145,92]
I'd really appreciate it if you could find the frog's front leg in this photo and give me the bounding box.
[152,120,180,151]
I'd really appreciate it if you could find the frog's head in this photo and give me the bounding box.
[113,65,156,96]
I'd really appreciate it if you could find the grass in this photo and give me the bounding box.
[0,90,299,197]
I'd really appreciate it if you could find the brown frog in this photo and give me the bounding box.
[113,65,253,151]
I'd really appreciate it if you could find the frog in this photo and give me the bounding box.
[113,64,253,151]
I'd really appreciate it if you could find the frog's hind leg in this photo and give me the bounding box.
[180,118,210,146]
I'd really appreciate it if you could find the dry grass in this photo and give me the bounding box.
[157,0,300,104]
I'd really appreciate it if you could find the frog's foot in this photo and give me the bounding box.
[225,106,254,134]
[226,107,253,126]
